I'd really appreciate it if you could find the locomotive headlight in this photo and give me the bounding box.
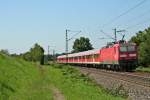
[120,55,127,57]
[129,54,136,57]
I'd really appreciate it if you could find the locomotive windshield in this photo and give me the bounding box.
[128,46,135,51]
[120,45,135,52]
[120,46,127,52]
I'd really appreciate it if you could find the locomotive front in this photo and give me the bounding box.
[119,42,138,70]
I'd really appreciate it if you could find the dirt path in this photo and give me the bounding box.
[37,65,65,100]
[51,86,65,100]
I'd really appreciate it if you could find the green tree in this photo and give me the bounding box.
[0,49,9,55]
[72,37,93,53]
[130,27,150,66]
[30,43,44,62]
[23,52,32,61]
[20,43,45,65]
[130,31,147,46]
[138,29,150,66]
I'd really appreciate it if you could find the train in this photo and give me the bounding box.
[57,40,138,71]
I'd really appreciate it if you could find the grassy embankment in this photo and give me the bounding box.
[45,64,125,100]
[0,53,125,100]
[135,66,150,73]
[0,53,53,100]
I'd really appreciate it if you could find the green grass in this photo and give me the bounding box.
[0,53,53,100]
[135,66,150,73]
[0,53,125,100]
[45,64,125,100]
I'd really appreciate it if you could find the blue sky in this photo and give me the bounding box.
[0,0,150,54]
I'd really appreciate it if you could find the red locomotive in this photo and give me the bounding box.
[57,40,138,71]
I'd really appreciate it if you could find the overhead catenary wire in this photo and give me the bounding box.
[100,30,115,40]
[126,9,150,24]
[117,9,150,28]
[126,17,150,30]
[102,0,147,28]
[98,37,114,40]
[68,30,81,41]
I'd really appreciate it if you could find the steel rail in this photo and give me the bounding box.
[79,67,150,89]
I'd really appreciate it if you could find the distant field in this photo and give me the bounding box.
[0,53,124,100]
[135,66,150,73]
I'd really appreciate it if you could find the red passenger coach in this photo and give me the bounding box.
[57,50,100,64]
[57,41,138,71]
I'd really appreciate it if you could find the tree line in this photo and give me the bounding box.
[130,27,150,67]
[11,43,45,65]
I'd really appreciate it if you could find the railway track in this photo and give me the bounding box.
[79,67,150,89]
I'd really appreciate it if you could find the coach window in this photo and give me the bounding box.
[89,55,92,59]
[89,55,93,59]
[87,55,89,59]
[79,56,82,59]
[94,54,99,59]
[83,56,86,59]
[86,55,89,59]
[76,57,77,59]
[88,55,91,59]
